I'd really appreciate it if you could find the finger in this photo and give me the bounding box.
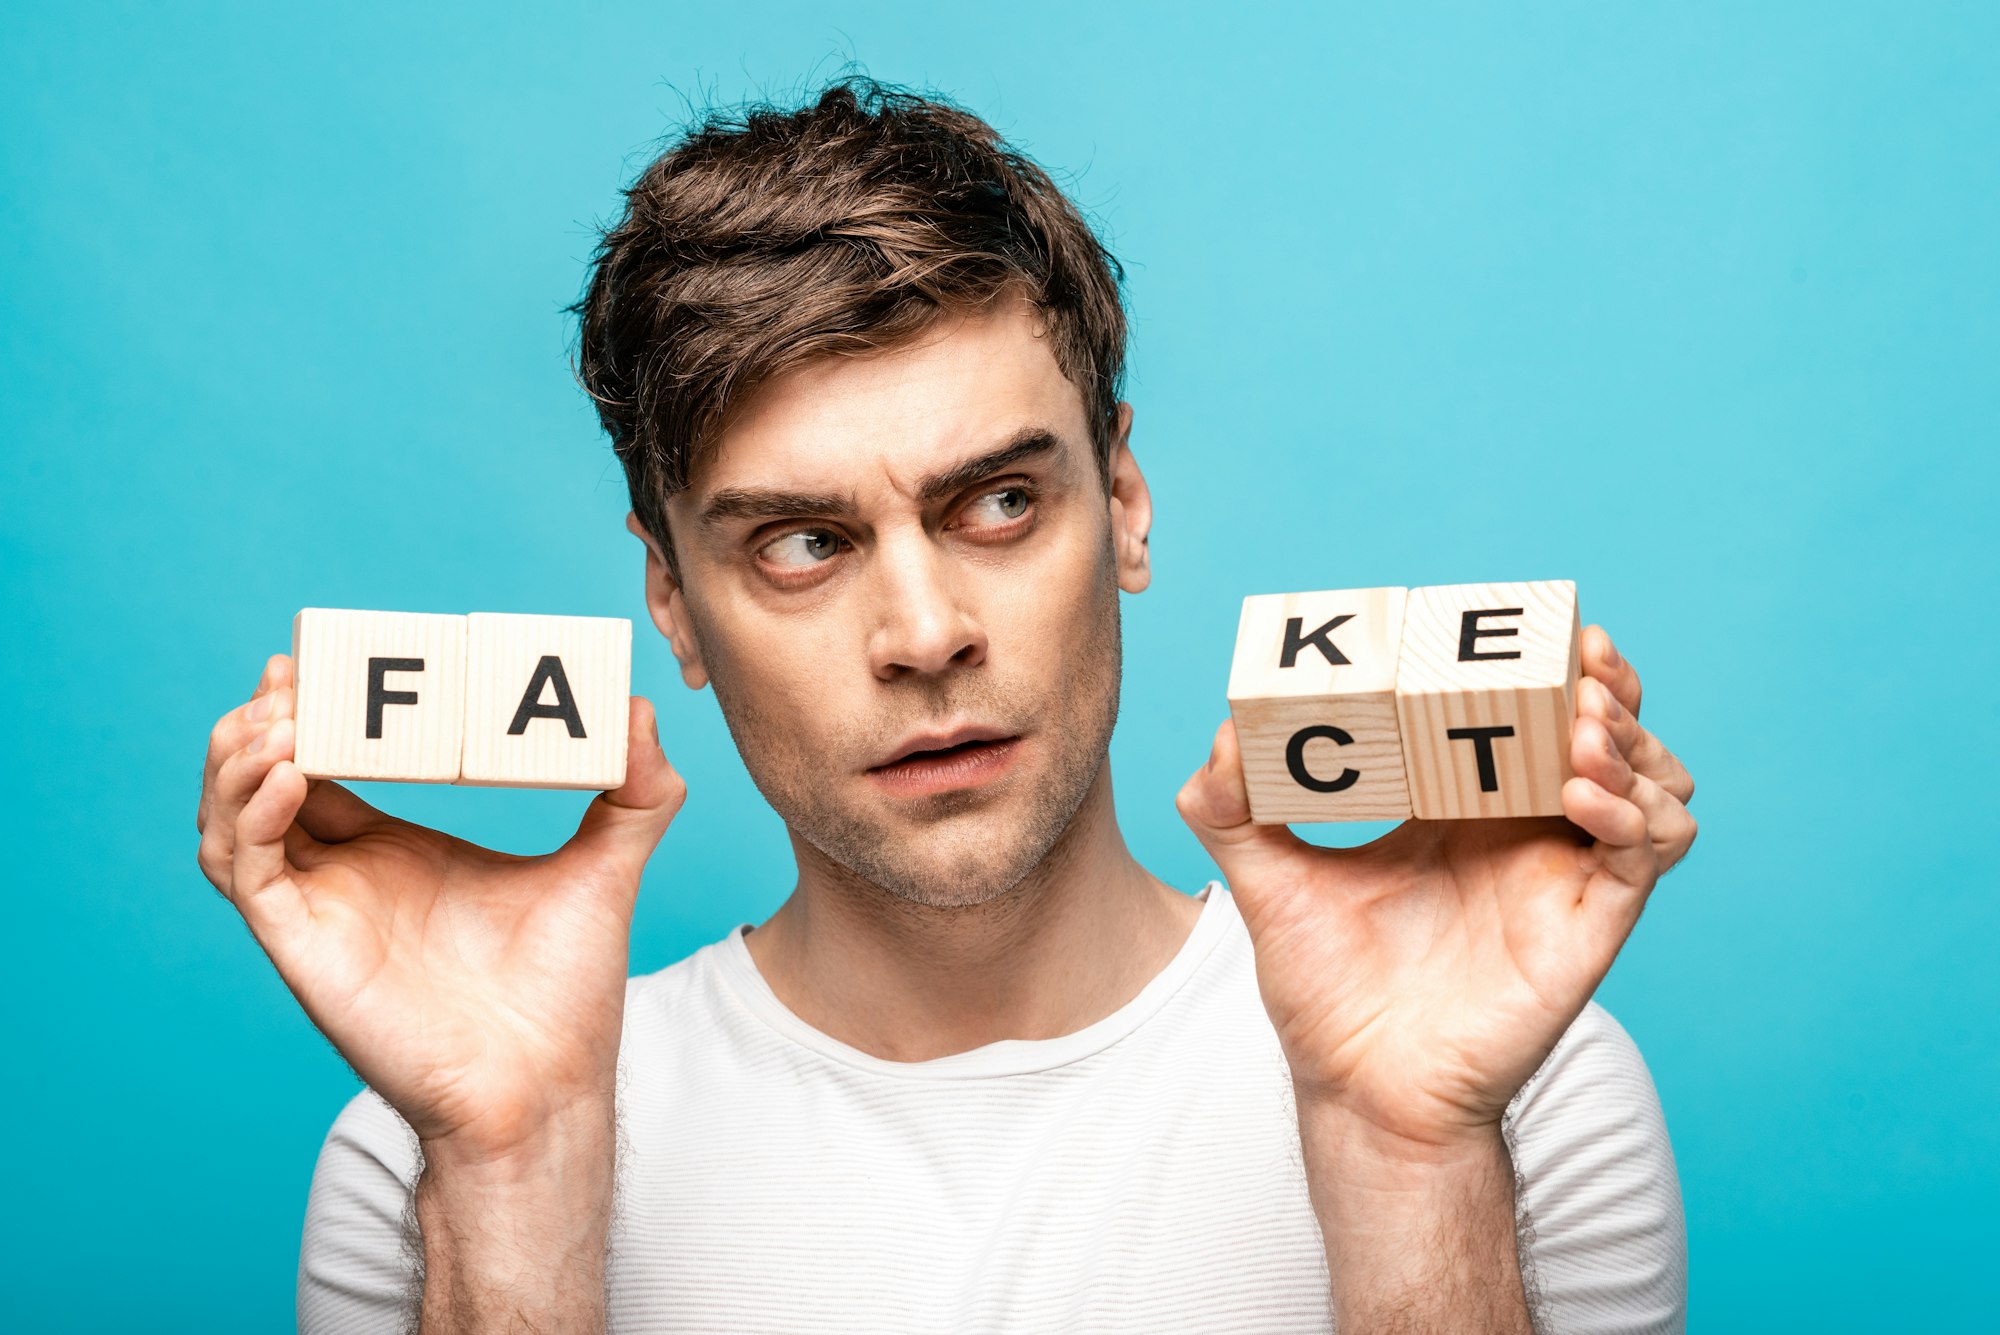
[282,821,331,870]
[1571,710,1691,854]
[1565,715,1656,884]
[1564,707,1697,918]
[296,777,389,844]
[198,716,297,885]
[1570,713,1636,802]
[1579,677,1694,804]
[559,697,687,891]
[1572,712,1696,867]
[1581,624,1642,720]
[200,681,294,834]
[252,653,292,700]
[1560,767,1640,851]
[1626,770,1699,875]
[230,760,312,949]
[1561,774,1663,957]
[1560,775,1654,891]
[204,654,292,775]
[1174,718,1316,904]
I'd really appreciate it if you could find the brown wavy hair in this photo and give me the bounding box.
[568,76,1128,574]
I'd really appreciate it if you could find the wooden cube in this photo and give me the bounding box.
[1226,586,1413,823]
[457,613,631,791]
[1394,580,1579,819]
[291,609,467,782]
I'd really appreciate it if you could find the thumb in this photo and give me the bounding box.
[561,696,686,888]
[1176,718,1314,894]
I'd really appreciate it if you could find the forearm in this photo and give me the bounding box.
[1296,1097,1537,1335]
[413,1102,618,1334]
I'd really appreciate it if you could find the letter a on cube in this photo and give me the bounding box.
[1394,580,1579,820]
[291,608,467,782]
[458,613,632,790]
[1226,587,1412,823]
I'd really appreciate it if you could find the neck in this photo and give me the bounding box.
[742,764,1203,1062]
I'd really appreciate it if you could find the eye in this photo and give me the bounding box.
[758,527,844,568]
[963,485,1033,526]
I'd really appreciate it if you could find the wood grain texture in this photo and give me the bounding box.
[291,608,467,782]
[1226,586,1413,823]
[1394,580,1579,819]
[457,613,631,790]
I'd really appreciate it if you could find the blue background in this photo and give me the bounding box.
[4,3,1994,1329]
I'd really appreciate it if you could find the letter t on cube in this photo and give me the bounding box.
[1226,587,1412,823]
[458,613,632,790]
[1394,580,1580,819]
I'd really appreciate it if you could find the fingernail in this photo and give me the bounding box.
[248,729,266,755]
[1604,639,1623,667]
[249,696,270,722]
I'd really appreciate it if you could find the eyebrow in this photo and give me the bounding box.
[697,426,1064,527]
[918,428,1061,504]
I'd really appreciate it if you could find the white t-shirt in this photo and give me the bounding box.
[298,882,1686,1333]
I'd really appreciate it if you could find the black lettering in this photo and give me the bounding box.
[1280,614,1355,668]
[1445,725,1516,792]
[1458,607,1524,661]
[366,657,425,739]
[508,655,587,739]
[1285,724,1360,793]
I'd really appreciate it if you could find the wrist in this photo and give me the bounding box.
[1295,1094,1508,1181]
[414,1099,618,1334]
[1294,1096,1534,1333]
[419,1094,618,1180]
[415,1097,617,1261]
[416,1096,616,1243]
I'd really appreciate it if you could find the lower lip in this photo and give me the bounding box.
[868,737,1022,797]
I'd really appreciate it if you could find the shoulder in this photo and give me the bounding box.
[298,1087,422,1333]
[620,931,745,1063]
[1504,1001,1689,1332]
[1505,999,1672,1143]
[626,933,731,1013]
[314,1085,420,1192]
[1153,883,1279,1038]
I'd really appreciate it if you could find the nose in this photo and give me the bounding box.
[866,528,987,681]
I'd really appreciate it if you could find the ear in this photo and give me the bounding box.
[625,510,709,690]
[1104,403,1152,595]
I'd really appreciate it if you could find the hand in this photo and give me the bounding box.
[196,653,686,1160]
[1177,625,1696,1149]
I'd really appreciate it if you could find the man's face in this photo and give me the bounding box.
[644,299,1151,908]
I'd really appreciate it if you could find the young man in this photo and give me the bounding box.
[196,79,1697,1333]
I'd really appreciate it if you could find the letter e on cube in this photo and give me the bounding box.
[1394,580,1579,819]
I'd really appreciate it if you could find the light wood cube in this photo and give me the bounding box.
[291,609,467,782]
[1394,580,1579,819]
[1227,586,1413,823]
[458,613,632,791]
